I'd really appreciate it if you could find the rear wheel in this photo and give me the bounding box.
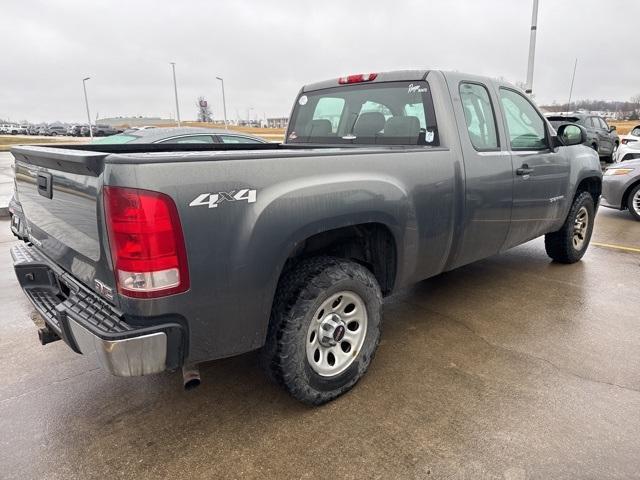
[627,184,640,221]
[262,256,382,405]
[545,191,595,263]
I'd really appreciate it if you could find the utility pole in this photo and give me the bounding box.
[525,0,539,95]
[82,77,93,140]
[216,76,228,129]
[170,62,181,126]
[566,58,578,114]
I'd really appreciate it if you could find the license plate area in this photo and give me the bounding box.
[14,263,60,294]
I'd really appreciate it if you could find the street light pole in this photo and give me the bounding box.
[82,77,93,140]
[525,0,540,95]
[170,62,181,126]
[216,76,228,129]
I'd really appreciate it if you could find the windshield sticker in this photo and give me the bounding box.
[408,84,427,94]
[298,95,308,106]
[425,130,435,143]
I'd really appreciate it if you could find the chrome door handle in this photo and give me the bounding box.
[516,165,533,175]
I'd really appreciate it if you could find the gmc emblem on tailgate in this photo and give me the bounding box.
[94,279,114,300]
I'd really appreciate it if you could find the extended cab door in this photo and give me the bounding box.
[447,76,513,268]
[498,87,570,249]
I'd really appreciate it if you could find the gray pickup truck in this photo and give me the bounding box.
[11,70,601,404]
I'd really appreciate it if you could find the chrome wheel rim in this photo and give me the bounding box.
[306,291,368,377]
[572,206,589,250]
[633,190,640,216]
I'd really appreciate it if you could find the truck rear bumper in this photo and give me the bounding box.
[11,242,185,376]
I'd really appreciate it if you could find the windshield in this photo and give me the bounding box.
[286,81,439,146]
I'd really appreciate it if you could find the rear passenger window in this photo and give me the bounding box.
[459,83,499,150]
[499,88,547,150]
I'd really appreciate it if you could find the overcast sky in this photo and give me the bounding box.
[1,0,638,123]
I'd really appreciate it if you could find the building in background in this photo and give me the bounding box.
[265,117,288,128]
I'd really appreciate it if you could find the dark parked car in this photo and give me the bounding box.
[92,126,269,145]
[11,70,601,404]
[38,125,67,136]
[67,124,87,136]
[546,113,619,162]
[80,124,120,137]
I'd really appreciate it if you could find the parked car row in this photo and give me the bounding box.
[67,124,123,137]
[1,123,124,136]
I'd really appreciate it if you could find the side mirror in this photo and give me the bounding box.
[555,123,586,147]
[609,125,617,132]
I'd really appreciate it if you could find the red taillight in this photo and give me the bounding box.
[622,138,637,145]
[338,73,378,84]
[104,186,189,298]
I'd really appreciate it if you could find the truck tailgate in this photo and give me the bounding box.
[12,146,115,298]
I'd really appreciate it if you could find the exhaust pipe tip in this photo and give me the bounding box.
[182,364,201,391]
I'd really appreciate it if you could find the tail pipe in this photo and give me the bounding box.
[182,363,201,391]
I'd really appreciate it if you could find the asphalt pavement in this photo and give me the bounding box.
[1,192,640,479]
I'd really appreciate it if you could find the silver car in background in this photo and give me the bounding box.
[601,159,640,221]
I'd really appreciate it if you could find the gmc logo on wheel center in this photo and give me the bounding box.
[189,189,257,209]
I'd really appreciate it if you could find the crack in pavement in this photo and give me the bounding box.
[401,299,640,395]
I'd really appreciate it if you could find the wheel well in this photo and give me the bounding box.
[286,223,397,294]
[575,176,601,205]
[622,179,640,210]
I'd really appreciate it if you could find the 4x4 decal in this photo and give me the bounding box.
[189,189,257,209]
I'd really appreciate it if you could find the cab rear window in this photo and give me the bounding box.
[287,81,438,146]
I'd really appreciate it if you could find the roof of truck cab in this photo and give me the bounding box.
[302,70,430,92]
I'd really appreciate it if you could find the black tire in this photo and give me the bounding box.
[627,184,640,221]
[545,191,595,263]
[261,256,382,405]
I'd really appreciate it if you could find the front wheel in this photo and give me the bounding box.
[627,184,640,221]
[262,257,382,405]
[545,191,595,263]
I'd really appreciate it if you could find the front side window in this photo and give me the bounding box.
[459,82,499,150]
[287,81,439,146]
[499,88,547,150]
